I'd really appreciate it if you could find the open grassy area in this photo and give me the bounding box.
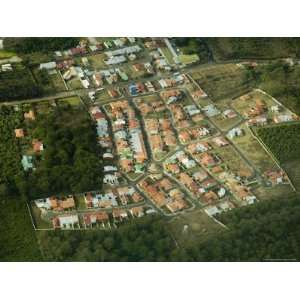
[89,53,107,69]
[160,47,174,64]
[58,96,81,106]
[0,49,16,59]
[67,77,83,90]
[231,124,278,173]
[212,144,254,179]
[253,184,296,202]
[0,198,42,261]
[190,64,253,100]
[167,209,225,246]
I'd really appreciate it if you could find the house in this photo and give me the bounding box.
[21,155,34,171]
[202,104,220,117]
[14,128,24,138]
[52,214,79,229]
[165,163,180,174]
[166,198,187,213]
[192,170,208,182]
[24,110,36,120]
[227,127,243,139]
[112,209,128,220]
[159,178,173,191]
[200,153,216,167]
[212,136,229,147]
[223,109,237,119]
[203,191,218,204]
[204,206,221,216]
[83,212,109,226]
[191,89,207,100]
[247,116,267,126]
[273,114,293,123]
[130,206,144,218]
[32,139,44,153]
[264,170,286,185]
[39,61,56,70]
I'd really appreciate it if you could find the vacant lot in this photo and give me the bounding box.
[167,209,225,246]
[231,124,278,173]
[212,144,254,179]
[190,64,253,100]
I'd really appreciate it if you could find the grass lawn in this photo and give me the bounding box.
[178,54,199,65]
[95,89,111,102]
[167,209,225,246]
[190,64,253,100]
[160,47,174,64]
[213,144,254,179]
[76,194,87,210]
[0,49,16,59]
[89,53,107,69]
[0,198,42,261]
[67,77,83,90]
[50,72,67,92]
[58,96,81,106]
[231,124,278,173]
[31,204,52,229]
[253,184,296,201]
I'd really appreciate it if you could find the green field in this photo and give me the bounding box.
[0,50,16,59]
[190,64,253,100]
[168,209,225,246]
[58,96,81,106]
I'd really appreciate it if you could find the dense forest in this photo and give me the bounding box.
[0,106,26,198]
[0,66,44,101]
[25,106,103,198]
[0,198,42,261]
[256,123,300,164]
[3,38,80,54]
[183,38,300,61]
[36,194,300,262]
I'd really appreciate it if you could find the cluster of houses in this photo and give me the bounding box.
[158,73,188,88]
[163,150,225,204]
[92,67,129,87]
[105,100,148,175]
[138,175,190,214]
[264,170,288,186]
[204,200,235,217]
[225,176,257,205]
[89,106,121,185]
[144,118,177,159]
[35,195,75,211]
[135,96,166,115]
[14,109,45,172]
[105,45,141,65]
[178,126,210,144]
[238,93,297,127]
[84,186,143,208]
[51,204,146,229]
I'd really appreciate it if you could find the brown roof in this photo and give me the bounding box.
[24,110,36,120]
[14,128,24,138]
